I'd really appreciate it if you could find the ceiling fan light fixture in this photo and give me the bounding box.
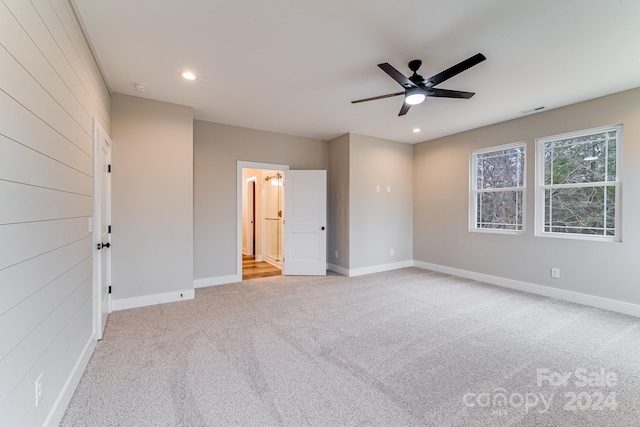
[405,88,425,105]
[352,53,486,116]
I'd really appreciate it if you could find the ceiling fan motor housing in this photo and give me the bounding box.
[408,60,424,85]
[408,59,422,72]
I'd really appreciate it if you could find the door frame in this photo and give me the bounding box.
[237,161,289,280]
[245,176,256,255]
[93,117,112,340]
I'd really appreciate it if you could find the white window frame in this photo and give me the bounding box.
[534,124,622,242]
[469,141,526,234]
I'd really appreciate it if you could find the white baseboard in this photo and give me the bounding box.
[193,274,242,289]
[112,289,195,311]
[342,260,414,277]
[327,263,349,276]
[414,261,640,318]
[44,335,96,427]
[255,255,264,262]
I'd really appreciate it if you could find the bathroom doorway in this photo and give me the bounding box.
[237,160,326,280]
[241,165,286,280]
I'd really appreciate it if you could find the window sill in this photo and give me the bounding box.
[534,231,620,243]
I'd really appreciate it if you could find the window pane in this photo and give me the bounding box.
[607,132,617,181]
[544,186,615,236]
[544,131,617,185]
[476,147,524,189]
[476,190,523,230]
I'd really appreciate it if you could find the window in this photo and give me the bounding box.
[535,125,622,241]
[470,142,526,233]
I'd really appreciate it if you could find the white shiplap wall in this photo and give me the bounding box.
[0,0,110,425]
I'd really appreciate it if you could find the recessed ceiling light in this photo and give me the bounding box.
[412,128,421,133]
[182,72,196,80]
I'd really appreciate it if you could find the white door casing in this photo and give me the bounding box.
[283,170,327,276]
[93,118,112,340]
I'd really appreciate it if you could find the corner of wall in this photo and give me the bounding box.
[327,134,351,270]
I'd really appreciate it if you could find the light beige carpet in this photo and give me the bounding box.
[61,268,640,426]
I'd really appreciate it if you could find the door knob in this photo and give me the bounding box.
[101,242,111,249]
[321,226,325,230]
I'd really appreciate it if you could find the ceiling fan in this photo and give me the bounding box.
[352,53,486,116]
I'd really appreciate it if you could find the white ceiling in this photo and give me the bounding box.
[74,0,640,144]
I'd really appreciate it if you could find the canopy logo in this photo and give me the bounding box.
[463,388,554,414]
[463,367,619,415]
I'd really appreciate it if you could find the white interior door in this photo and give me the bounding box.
[94,120,112,339]
[283,170,326,275]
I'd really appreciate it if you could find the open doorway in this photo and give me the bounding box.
[241,166,286,280]
[237,161,327,281]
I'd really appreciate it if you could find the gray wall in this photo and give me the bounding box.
[194,120,328,280]
[111,94,193,300]
[349,134,413,269]
[414,88,640,305]
[0,0,110,424]
[328,134,350,269]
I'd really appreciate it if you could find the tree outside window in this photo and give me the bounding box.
[470,143,526,233]
[536,125,621,241]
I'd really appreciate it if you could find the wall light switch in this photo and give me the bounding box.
[88,218,93,234]
[387,186,391,193]
[376,185,380,193]
[335,251,338,259]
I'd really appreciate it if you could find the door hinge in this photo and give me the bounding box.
[108,285,112,294]
[107,164,111,173]
[108,225,111,233]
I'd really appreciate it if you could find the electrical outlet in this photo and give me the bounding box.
[390,249,394,256]
[551,268,560,279]
[35,373,43,407]
[335,251,338,259]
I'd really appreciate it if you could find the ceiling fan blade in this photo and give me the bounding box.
[351,91,405,104]
[398,102,411,116]
[427,88,476,99]
[378,63,417,88]
[426,53,486,87]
